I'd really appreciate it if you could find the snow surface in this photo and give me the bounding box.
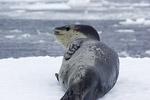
[10,3,71,10]
[1,1,150,20]
[4,35,15,39]
[116,29,135,33]
[0,57,150,100]
[67,0,90,5]
[0,0,63,2]
[120,18,150,25]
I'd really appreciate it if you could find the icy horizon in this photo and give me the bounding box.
[0,0,66,2]
[0,0,150,3]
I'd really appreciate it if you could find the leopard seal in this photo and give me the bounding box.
[53,25,119,100]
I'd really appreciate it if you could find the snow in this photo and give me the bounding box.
[0,56,150,100]
[21,34,31,38]
[118,51,129,57]
[9,29,22,33]
[38,40,45,43]
[145,50,150,55]
[102,57,150,100]
[4,35,15,39]
[0,57,64,100]
[1,1,150,20]
[131,2,150,7]
[10,3,71,10]
[0,0,62,2]
[67,0,90,5]
[116,29,135,33]
[120,18,150,25]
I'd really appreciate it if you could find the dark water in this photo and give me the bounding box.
[0,19,150,59]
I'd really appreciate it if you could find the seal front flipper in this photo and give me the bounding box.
[64,39,83,60]
[55,73,59,81]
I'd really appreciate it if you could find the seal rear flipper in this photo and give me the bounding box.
[55,73,59,81]
[60,86,82,100]
[61,66,98,100]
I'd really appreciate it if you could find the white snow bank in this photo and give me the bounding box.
[9,29,22,33]
[116,29,135,33]
[10,3,71,10]
[120,18,150,25]
[68,0,90,5]
[131,2,150,7]
[4,35,15,39]
[21,34,31,38]
[0,56,150,100]
[0,0,59,2]
[0,57,64,100]
[101,57,150,100]
[145,50,150,55]
[0,0,39,2]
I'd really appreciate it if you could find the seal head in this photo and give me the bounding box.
[54,25,100,48]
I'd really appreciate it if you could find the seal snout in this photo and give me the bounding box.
[54,25,71,35]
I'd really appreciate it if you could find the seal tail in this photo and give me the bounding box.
[60,66,98,100]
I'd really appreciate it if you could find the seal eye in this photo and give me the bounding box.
[66,26,70,31]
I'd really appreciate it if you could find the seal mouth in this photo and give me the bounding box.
[53,28,64,35]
